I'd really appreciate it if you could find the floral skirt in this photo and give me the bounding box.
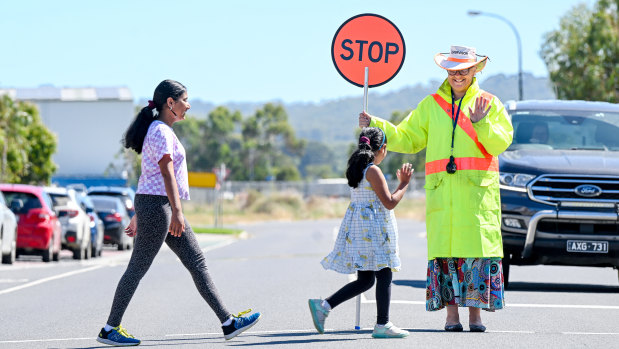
[426,258,505,312]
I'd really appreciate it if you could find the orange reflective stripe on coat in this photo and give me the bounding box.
[425,156,499,175]
[431,93,491,157]
[428,93,498,174]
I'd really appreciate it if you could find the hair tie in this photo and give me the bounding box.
[147,100,156,110]
[359,136,370,145]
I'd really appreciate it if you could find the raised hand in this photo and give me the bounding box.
[468,96,491,123]
[396,163,414,185]
[359,111,372,128]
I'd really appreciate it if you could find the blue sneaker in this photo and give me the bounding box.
[96,325,141,346]
[308,299,329,334]
[222,309,262,340]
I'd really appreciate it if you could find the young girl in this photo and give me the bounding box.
[309,127,413,338]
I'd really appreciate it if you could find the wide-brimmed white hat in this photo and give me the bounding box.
[434,45,488,72]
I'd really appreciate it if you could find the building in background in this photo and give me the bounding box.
[0,86,134,182]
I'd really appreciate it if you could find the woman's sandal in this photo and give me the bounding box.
[444,323,463,332]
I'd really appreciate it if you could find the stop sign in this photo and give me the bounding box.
[331,13,405,88]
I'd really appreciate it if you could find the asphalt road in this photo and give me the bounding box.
[1,219,618,349]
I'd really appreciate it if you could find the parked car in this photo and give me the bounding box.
[90,196,133,250]
[75,193,104,257]
[0,191,18,264]
[499,100,619,286]
[45,187,92,260]
[88,186,136,217]
[0,184,61,262]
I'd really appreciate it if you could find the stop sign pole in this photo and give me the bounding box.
[363,67,369,113]
[331,13,405,330]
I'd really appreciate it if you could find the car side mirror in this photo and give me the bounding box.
[9,199,24,213]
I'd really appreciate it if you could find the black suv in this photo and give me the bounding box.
[499,100,619,286]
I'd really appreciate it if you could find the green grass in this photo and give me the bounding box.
[192,227,244,235]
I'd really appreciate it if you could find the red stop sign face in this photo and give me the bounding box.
[332,13,406,88]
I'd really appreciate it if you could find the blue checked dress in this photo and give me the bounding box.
[321,164,401,274]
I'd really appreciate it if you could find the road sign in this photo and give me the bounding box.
[188,172,217,188]
[331,13,405,88]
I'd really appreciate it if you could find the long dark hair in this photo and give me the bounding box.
[346,127,386,188]
[123,79,187,154]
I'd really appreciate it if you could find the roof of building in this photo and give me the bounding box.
[0,86,132,101]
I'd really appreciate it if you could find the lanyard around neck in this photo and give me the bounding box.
[450,90,465,154]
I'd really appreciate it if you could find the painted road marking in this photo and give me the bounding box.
[3,329,619,344]
[0,265,104,296]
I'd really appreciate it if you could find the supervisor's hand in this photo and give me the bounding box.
[169,209,185,237]
[396,163,414,185]
[359,112,372,128]
[125,215,137,237]
[469,96,491,123]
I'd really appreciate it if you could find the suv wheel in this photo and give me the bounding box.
[73,245,85,260]
[1,237,16,264]
[42,241,53,262]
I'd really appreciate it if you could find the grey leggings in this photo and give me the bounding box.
[106,194,231,327]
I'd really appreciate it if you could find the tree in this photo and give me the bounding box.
[0,95,56,184]
[541,0,619,102]
[241,103,305,180]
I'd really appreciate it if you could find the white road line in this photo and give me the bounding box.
[562,332,619,335]
[0,337,92,344]
[0,265,104,296]
[362,299,619,310]
[3,329,619,344]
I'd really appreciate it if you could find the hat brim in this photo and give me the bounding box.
[434,53,488,72]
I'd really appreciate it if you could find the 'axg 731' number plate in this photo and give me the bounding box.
[567,240,608,253]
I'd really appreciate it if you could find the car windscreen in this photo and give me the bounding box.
[509,110,619,151]
[90,197,120,211]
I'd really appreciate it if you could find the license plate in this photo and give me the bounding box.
[566,240,609,253]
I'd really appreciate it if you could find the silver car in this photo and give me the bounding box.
[44,187,92,260]
[0,191,18,264]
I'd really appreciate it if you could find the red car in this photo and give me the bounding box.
[0,184,62,262]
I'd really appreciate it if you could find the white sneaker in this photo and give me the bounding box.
[308,299,330,334]
[372,322,409,338]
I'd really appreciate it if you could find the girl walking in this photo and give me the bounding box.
[96,80,260,346]
[309,127,412,338]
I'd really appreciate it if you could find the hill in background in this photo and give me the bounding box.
[142,72,555,143]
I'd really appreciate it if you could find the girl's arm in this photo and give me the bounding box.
[159,154,185,237]
[366,163,413,210]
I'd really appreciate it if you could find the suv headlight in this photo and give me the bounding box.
[500,172,536,190]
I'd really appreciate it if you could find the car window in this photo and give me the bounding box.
[48,193,71,208]
[510,110,619,151]
[91,197,120,211]
[2,191,42,214]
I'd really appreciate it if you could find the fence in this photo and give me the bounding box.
[189,173,426,204]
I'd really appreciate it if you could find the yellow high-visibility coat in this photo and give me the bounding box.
[370,78,513,259]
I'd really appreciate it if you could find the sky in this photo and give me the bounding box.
[1,0,594,105]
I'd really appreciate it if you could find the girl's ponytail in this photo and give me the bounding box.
[122,79,187,154]
[346,127,386,188]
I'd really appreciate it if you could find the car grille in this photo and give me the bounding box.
[528,174,619,205]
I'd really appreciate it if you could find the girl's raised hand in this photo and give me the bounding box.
[396,163,413,185]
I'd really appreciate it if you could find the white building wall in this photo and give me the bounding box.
[35,100,134,175]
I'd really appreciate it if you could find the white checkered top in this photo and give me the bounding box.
[136,121,190,200]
